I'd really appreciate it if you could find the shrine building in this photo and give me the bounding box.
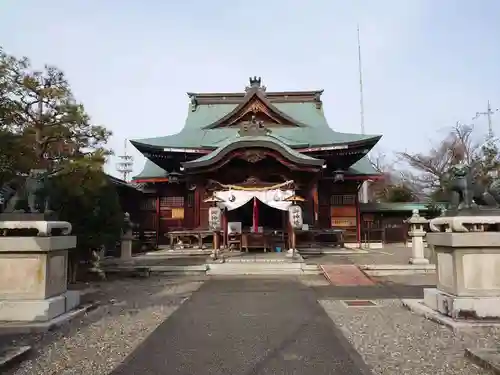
[131,77,382,250]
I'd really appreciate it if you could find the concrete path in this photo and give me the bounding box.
[110,278,373,375]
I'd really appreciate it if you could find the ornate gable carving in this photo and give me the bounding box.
[225,97,290,127]
[238,116,271,137]
[238,150,267,163]
[205,77,304,129]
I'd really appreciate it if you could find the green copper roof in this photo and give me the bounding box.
[134,153,377,180]
[132,102,380,149]
[182,135,324,170]
[133,159,168,180]
[347,156,379,176]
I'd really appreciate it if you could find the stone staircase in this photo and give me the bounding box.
[206,254,322,276]
[102,252,322,277]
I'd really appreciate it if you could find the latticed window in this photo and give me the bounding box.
[330,194,356,206]
[160,196,184,208]
[159,196,185,219]
[140,197,156,211]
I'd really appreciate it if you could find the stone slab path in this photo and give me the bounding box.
[110,278,373,375]
[321,265,375,286]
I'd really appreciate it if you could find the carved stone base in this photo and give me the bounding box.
[429,215,500,232]
[427,232,500,297]
[424,288,500,319]
[0,290,80,322]
[0,220,72,236]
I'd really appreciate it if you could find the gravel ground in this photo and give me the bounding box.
[4,276,205,375]
[320,299,499,375]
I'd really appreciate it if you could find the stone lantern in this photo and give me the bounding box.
[406,209,429,265]
[120,212,135,260]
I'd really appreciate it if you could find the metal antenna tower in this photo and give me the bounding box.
[357,24,365,136]
[116,139,134,182]
[357,24,368,203]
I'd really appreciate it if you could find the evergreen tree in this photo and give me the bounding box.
[1,47,123,282]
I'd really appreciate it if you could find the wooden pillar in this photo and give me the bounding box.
[155,194,160,246]
[212,231,220,250]
[310,180,319,226]
[222,208,227,248]
[194,183,201,228]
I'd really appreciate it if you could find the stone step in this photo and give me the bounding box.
[358,264,436,276]
[211,262,303,269]
[302,265,322,275]
[104,262,321,277]
[144,249,212,257]
[207,263,321,276]
[104,265,208,277]
[207,269,304,276]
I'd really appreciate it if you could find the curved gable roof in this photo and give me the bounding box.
[182,135,324,170]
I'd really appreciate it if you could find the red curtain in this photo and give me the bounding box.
[252,197,259,232]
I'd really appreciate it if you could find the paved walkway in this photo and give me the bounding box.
[110,278,373,375]
[321,265,375,286]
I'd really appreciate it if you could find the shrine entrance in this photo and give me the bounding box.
[213,182,295,252]
[226,197,286,231]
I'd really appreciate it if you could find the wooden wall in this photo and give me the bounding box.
[318,180,359,242]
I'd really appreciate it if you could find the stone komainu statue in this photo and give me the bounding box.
[473,175,500,207]
[0,170,52,214]
[445,155,500,211]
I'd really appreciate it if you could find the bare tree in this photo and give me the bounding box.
[368,148,418,202]
[397,122,480,196]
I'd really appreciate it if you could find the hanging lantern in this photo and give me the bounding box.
[333,169,345,182]
[167,170,182,184]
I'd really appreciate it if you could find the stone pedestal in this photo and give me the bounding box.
[120,230,133,260]
[0,221,80,322]
[424,228,500,319]
[406,209,429,265]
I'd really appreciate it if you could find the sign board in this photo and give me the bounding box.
[288,205,304,229]
[208,207,222,231]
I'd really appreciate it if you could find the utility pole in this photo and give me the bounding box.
[473,100,498,140]
[357,24,368,203]
[473,101,499,177]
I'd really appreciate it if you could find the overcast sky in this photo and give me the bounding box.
[2,0,500,178]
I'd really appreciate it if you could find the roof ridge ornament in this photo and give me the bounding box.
[245,76,266,92]
[187,93,198,112]
[238,115,271,137]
